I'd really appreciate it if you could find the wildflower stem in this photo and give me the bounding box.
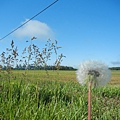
[88,82,92,120]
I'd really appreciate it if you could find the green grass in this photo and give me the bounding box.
[0,70,120,120]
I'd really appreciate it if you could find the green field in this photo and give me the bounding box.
[0,70,120,120]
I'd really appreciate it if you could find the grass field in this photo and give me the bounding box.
[0,70,120,120]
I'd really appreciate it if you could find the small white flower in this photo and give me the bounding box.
[76,60,111,87]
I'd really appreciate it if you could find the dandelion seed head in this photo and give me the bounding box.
[76,60,111,87]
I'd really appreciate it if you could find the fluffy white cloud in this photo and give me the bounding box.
[14,19,54,40]
[111,61,120,65]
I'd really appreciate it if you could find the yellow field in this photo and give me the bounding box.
[110,70,120,86]
[9,70,120,86]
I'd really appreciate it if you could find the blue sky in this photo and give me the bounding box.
[0,0,120,68]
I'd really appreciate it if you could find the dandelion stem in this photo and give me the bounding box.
[88,82,92,120]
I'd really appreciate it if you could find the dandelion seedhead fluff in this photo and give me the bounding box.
[76,60,111,87]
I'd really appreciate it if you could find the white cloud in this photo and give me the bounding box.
[111,61,120,65]
[14,19,54,40]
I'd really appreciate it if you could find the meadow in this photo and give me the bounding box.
[0,70,120,120]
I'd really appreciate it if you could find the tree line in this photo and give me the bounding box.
[0,64,76,71]
[109,67,120,70]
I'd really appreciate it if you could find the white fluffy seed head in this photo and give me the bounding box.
[76,60,111,87]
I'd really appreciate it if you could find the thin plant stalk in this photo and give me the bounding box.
[88,82,92,120]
